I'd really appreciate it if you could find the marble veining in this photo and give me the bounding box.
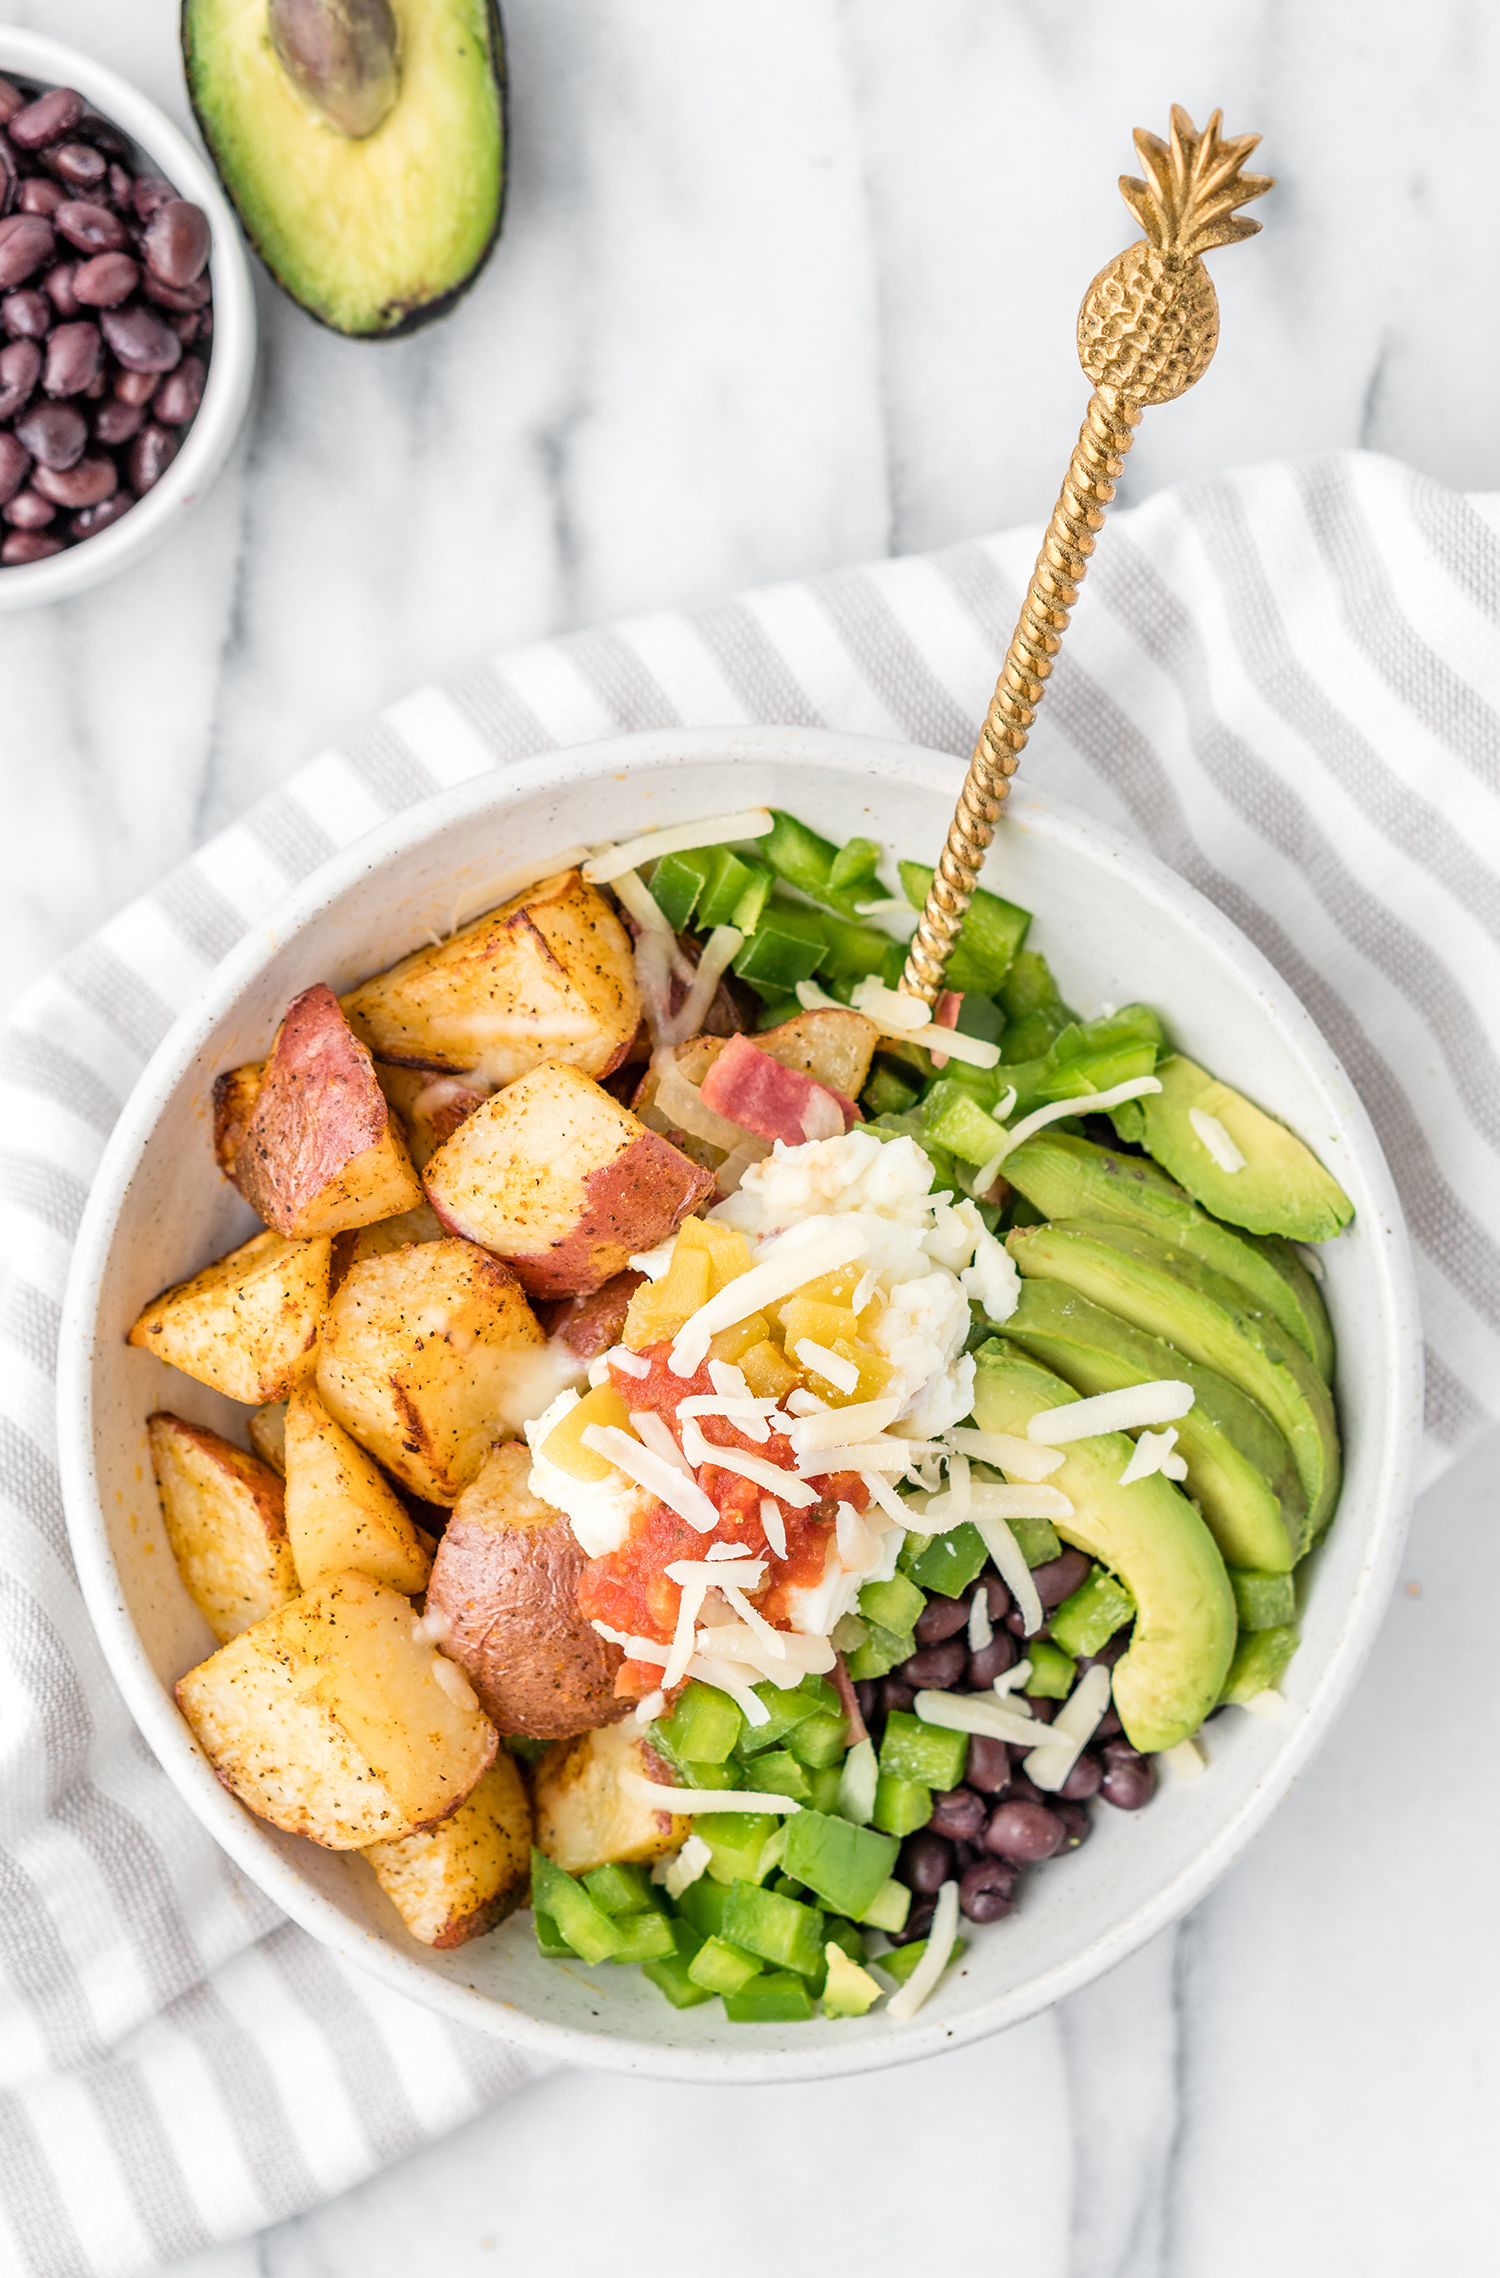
[3,4,1497,2272]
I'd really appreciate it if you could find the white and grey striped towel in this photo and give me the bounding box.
[2,447,1498,2276]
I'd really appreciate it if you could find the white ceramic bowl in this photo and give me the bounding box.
[0,28,255,610]
[57,727,1423,2082]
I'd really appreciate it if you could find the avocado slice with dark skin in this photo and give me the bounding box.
[998,1278,1309,1569]
[972,1342,1235,1752]
[1002,1129,1335,1378]
[182,0,506,337]
[1110,1054,1354,1243]
[1007,1220,1342,1536]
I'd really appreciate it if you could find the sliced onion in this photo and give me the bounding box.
[654,1056,769,1158]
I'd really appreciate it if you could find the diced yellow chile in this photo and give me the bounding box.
[738,1339,800,1401]
[780,1297,862,1352]
[622,1243,713,1349]
[709,1313,772,1365]
[835,1338,895,1403]
[676,1217,753,1294]
[793,1266,867,1310]
[541,1382,634,1483]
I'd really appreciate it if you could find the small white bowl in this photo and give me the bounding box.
[0,28,255,610]
[57,729,1423,2082]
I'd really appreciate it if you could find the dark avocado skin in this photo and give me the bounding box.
[181,0,508,340]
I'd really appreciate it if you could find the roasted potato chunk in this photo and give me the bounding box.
[539,1269,646,1362]
[248,1401,288,1475]
[212,1060,264,1182]
[342,869,640,1086]
[176,1570,498,1849]
[425,1060,715,1299]
[375,1065,491,1171]
[283,1381,432,1595]
[363,1754,532,1948]
[316,1236,545,1503]
[533,1720,690,1875]
[231,984,423,1240]
[148,1412,298,1644]
[129,1229,330,1405]
[331,1202,445,1287]
[426,1441,624,1738]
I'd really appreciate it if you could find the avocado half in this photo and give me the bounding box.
[182,0,507,338]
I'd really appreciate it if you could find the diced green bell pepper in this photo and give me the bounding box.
[826,1916,869,1965]
[653,1680,743,1766]
[924,1082,1010,1168]
[606,1909,678,1964]
[756,993,803,1030]
[723,1879,827,1978]
[676,1877,730,1938]
[999,951,1075,1059]
[735,1675,838,1756]
[903,1524,990,1599]
[1049,1567,1137,1659]
[828,835,882,896]
[899,861,1031,993]
[731,858,773,933]
[818,913,896,986]
[732,900,828,993]
[858,1878,912,1933]
[641,1919,713,2008]
[952,993,1006,1046]
[529,1851,625,1965]
[649,849,711,932]
[878,1933,968,1987]
[532,1911,573,1960]
[742,1749,813,1804]
[582,1861,657,1917]
[1228,1568,1298,1631]
[1219,1624,1299,1705]
[1024,1637,1078,1699]
[859,1573,927,1637]
[781,1808,900,1918]
[785,1710,850,1771]
[688,1935,765,1995]
[862,1060,922,1118]
[763,812,842,902]
[873,1773,932,1838]
[723,1971,817,2022]
[879,1710,968,1792]
[703,1812,779,1886]
[1008,1513,1063,1567]
[842,1621,915,1683]
[806,1764,845,1813]
[696,846,754,928]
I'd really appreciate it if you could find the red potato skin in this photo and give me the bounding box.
[539,1270,646,1360]
[431,1136,713,1300]
[237,985,407,1236]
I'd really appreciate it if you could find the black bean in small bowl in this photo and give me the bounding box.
[0,32,252,604]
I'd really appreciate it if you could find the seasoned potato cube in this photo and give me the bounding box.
[148,1412,298,1643]
[757,1008,878,1101]
[316,1236,545,1503]
[534,1720,690,1874]
[129,1229,330,1404]
[283,1382,432,1595]
[342,869,639,1086]
[176,1570,498,1849]
[363,1755,532,1948]
[212,1060,264,1182]
[426,1440,625,1737]
[425,1060,715,1299]
[232,984,423,1240]
[375,1066,491,1171]
[539,1268,646,1362]
[248,1401,288,1475]
[330,1202,445,1288]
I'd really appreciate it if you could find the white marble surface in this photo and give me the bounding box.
[5,0,1498,2269]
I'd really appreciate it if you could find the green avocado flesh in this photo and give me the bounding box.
[972,1344,1235,1752]
[1007,1221,1342,1537]
[998,1279,1308,1570]
[1002,1130,1335,1380]
[183,0,506,336]
[1116,1055,1354,1244]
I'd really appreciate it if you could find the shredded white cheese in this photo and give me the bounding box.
[793,978,1001,1068]
[581,1422,721,1531]
[974,1073,1164,1189]
[622,1771,803,1815]
[1027,1380,1194,1443]
[968,1591,993,1653]
[582,808,774,883]
[835,1499,881,1573]
[430,1655,479,1712]
[1189,1107,1246,1174]
[608,1345,650,1378]
[1119,1425,1190,1484]
[887,1879,960,2021]
[944,1426,1064,1481]
[679,1414,820,1504]
[1242,1689,1287,1720]
[662,1833,712,1897]
[969,1513,1046,1637]
[836,1736,879,1825]
[1025,1663,1114,1791]
[662,923,746,1048]
[798,1438,917,1476]
[790,1397,903,1452]
[628,1239,678,1280]
[1163,1734,1208,1781]
[630,1410,696,1477]
[912,1687,1041,1747]
[669,1219,870,1377]
[633,1689,667,1725]
[759,1495,788,1559]
[794,1338,861,1394]
[589,1621,670,1665]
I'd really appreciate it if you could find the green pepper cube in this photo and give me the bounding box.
[782,1808,900,1919]
[678,1757,735,1790]
[1001,949,1070,1026]
[1009,1514,1063,1568]
[828,834,882,896]
[1228,1568,1298,1631]
[858,1573,926,1638]
[687,1935,765,1996]
[642,1920,713,2009]
[785,1710,849,1771]
[653,1679,743,1766]
[1219,1624,1299,1705]
[898,861,1031,994]
[872,1774,931,1838]
[924,1083,1011,1169]
[732,901,828,992]
[1049,1568,1137,1659]
[743,1749,812,1804]
[878,1933,968,1988]
[809,1765,845,1813]
[605,1910,678,1964]
[763,812,839,901]
[703,1812,779,1887]
[862,1061,921,1118]
[879,1710,969,1792]
[736,1676,835,1755]
[722,1879,827,1978]
[582,1861,657,1917]
[731,858,773,933]
[529,1851,625,1965]
[842,1623,914,1682]
[649,849,710,932]
[532,1910,573,1959]
[1039,1039,1158,1104]
[676,1877,730,1938]
[723,1970,817,2023]
[695,846,754,928]
[818,913,896,986]
[825,1916,869,1965]
[858,1878,912,1933]
[903,1524,989,1599]
[1025,1637,1077,1699]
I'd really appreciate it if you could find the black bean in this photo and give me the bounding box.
[927,1786,988,1842]
[952,1839,981,1873]
[984,1798,1066,1864]
[42,319,100,397]
[959,1858,1017,1923]
[46,142,107,193]
[107,163,134,212]
[92,395,143,447]
[0,128,15,217]
[71,252,138,309]
[853,1679,877,1727]
[32,454,116,509]
[1033,1550,1092,1610]
[18,176,65,218]
[1094,1704,1123,1740]
[968,1632,1017,1688]
[43,263,77,317]
[0,80,21,127]
[71,490,134,538]
[1005,1603,1030,1637]
[75,114,131,161]
[0,336,41,419]
[3,487,54,529]
[972,1572,1012,1623]
[1022,1692,1058,1724]
[1058,1750,1103,1801]
[886,1896,937,1948]
[0,430,30,503]
[1100,1751,1157,1811]
[1053,1799,1092,1851]
[2,528,63,563]
[100,302,181,374]
[878,1676,915,1719]
[914,1593,969,1647]
[132,175,175,224]
[143,270,212,314]
[14,399,85,470]
[2,288,49,339]
[55,200,128,255]
[1078,1628,1131,1670]
[113,365,157,406]
[0,214,56,289]
[899,1830,953,1896]
[142,199,210,288]
[1007,1769,1045,1807]
[900,1638,968,1690]
[8,88,84,152]
[964,1733,1011,1794]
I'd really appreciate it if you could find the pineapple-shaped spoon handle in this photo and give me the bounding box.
[901,107,1273,1004]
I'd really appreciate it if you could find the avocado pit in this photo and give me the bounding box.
[268,0,401,141]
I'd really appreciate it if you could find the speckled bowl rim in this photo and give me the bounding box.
[56,727,1423,2082]
[0,28,256,611]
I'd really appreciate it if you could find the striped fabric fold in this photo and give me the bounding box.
[1,448,1496,2274]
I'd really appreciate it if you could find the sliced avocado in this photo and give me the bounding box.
[972,1343,1235,1752]
[1219,1623,1299,1704]
[1112,1055,1353,1243]
[183,0,506,337]
[1007,1220,1341,1536]
[1002,1130,1335,1378]
[999,1279,1308,1569]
